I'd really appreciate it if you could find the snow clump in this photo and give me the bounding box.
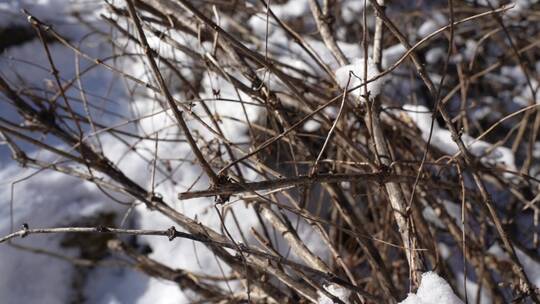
[317,284,351,304]
[399,272,464,304]
[402,104,516,172]
[335,58,383,100]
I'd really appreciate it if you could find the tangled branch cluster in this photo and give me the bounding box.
[1,0,540,303]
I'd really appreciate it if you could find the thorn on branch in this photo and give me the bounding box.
[325,272,337,282]
[96,225,109,233]
[37,109,56,125]
[147,193,163,210]
[404,206,412,217]
[376,164,392,185]
[213,174,231,204]
[167,226,177,241]
[171,271,186,283]
[321,14,334,26]
[215,195,229,205]
[251,78,262,90]
[21,223,29,238]
[16,151,28,167]
[237,243,248,253]
[25,13,37,26]
[23,10,50,31]
[361,91,371,101]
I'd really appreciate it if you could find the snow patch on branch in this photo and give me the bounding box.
[335,58,383,100]
[317,284,351,304]
[399,272,464,304]
[402,104,516,173]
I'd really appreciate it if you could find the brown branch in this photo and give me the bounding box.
[179,172,417,200]
[307,0,348,66]
[125,0,220,186]
[368,0,538,298]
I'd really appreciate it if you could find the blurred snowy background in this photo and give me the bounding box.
[1,0,540,303]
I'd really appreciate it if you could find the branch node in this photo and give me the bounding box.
[167,226,177,241]
[213,174,231,204]
[147,193,163,210]
[21,223,29,238]
[96,225,109,233]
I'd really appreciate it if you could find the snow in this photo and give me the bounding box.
[0,164,124,304]
[513,79,540,106]
[2,2,332,303]
[341,0,366,23]
[489,244,540,287]
[463,39,478,62]
[510,0,539,15]
[402,104,517,172]
[0,3,129,301]
[463,0,500,7]
[381,43,407,69]
[335,58,383,100]
[2,0,540,303]
[0,1,208,303]
[425,47,446,64]
[317,284,351,304]
[0,0,104,35]
[417,13,447,38]
[246,0,365,71]
[399,272,464,304]
[84,267,185,304]
[247,0,309,42]
[304,119,322,132]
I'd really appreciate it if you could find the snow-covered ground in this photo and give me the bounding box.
[0,1,325,303]
[399,272,464,304]
[1,0,540,303]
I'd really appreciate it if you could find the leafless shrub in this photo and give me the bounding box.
[1,0,540,303]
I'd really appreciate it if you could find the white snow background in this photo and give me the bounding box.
[0,0,325,303]
[1,0,540,303]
